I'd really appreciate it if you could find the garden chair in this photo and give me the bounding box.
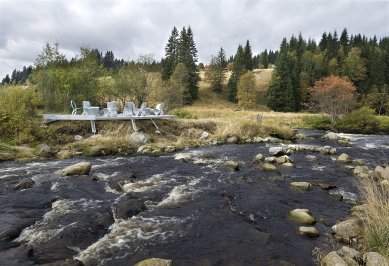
[70,100,82,115]
[123,102,136,116]
[107,101,119,117]
[153,103,165,116]
[134,102,151,116]
[82,101,91,115]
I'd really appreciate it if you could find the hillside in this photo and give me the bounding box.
[195,68,274,108]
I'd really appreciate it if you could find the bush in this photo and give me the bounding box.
[171,109,198,119]
[0,86,40,143]
[337,107,380,134]
[302,115,333,130]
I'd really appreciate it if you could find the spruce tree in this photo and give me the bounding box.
[227,45,246,102]
[243,40,253,70]
[162,26,179,80]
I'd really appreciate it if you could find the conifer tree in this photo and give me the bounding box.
[227,45,246,102]
[243,40,253,70]
[162,26,179,80]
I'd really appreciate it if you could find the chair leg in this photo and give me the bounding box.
[150,119,159,130]
[131,119,138,131]
[90,120,96,134]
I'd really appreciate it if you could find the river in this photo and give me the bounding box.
[1,130,389,265]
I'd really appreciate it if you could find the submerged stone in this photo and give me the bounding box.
[337,153,352,163]
[224,161,240,171]
[318,183,337,190]
[14,178,35,190]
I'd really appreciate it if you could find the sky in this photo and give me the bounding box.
[0,0,388,78]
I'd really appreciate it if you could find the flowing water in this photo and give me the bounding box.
[1,130,389,265]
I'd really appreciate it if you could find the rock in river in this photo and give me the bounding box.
[299,226,319,237]
[332,218,362,243]
[14,178,35,190]
[337,153,352,163]
[290,182,312,191]
[320,251,346,266]
[269,146,284,156]
[134,258,173,266]
[261,163,278,172]
[289,209,316,224]
[56,162,92,176]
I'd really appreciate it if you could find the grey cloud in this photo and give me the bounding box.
[0,0,388,78]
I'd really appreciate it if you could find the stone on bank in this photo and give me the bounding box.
[56,162,92,176]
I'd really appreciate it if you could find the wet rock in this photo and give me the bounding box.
[199,131,210,140]
[323,132,340,140]
[337,153,352,163]
[299,226,319,237]
[174,153,191,162]
[112,193,148,220]
[282,162,294,168]
[332,219,362,243]
[294,133,305,139]
[338,139,351,146]
[269,146,284,156]
[129,132,150,145]
[108,173,136,192]
[318,183,337,190]
[375,166,389,180]
[264,156,277,163]
[289,209,316,224]
[363,252,389,266]
[305,155,317,161]
[14,178,35,190]
[331,193,344,201]
[224,161,240,171]
[353,166,370,178]
[261,163,278,172]
[269,175,286,181]
[57,150,72,160]
[56,162,92,176]
[290,182,312,191]
[134,258,173,266]
[352,159,364,165]
[339,246,361,260]
[253,153,264,162]
[342,256,359,266]
[276,155,293,164]
[137,145,162,156]
[226,136,238,144]
[320,251,347,266]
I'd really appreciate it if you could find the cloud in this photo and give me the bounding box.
[0,0,388,78]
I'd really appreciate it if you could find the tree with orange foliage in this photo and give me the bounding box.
[310,75,357,125]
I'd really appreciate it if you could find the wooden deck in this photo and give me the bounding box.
[42,114,177,133]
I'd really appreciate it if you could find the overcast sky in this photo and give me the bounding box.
[0,0,388,78]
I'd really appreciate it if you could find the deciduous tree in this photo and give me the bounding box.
[237,71,256,108]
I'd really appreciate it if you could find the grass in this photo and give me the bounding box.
[356,176,389,256]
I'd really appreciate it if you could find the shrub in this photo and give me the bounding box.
[0,86,40,143]
[171,109,198,119]
[337,107,380,134]
[302,115,333,130]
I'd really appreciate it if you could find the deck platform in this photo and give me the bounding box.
[42,114,177,133]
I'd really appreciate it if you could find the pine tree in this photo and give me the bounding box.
[206,47,227,92]
[227,45,246,102]
[243,40,253,70]
[260,49,269,69]
[162,26,179,80]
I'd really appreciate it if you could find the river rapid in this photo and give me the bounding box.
[1,130,389,266]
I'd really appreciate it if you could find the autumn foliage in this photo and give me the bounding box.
[309,75,357,124]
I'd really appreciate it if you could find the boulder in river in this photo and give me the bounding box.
[224,161,240,171]
[282,162,294,168]
[337,153,352,163]
[264,156,277,163]
[261,163,278,172]
[290,182,312,191]
[276,155,293,164]
[305,155,317,161]
[56,162,92,176]
[134,258,173,266]
[332,218,362,243]
[252,153,263,162]
[174,153,192,162]
[14,178,35,190]
[318,183,337,190]
[353,166,370,178]
[269,146,284,156]
[320,251,347,266]
[289,209,316,224]
[299,226,319,237]
[363,252,389,266]
[323,132,339,140]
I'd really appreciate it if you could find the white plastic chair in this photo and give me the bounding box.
[82,101,91,115]
[70,100,82,115]
[153,103,165,116]
[123,102,135,116]
[107,101,118,117]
